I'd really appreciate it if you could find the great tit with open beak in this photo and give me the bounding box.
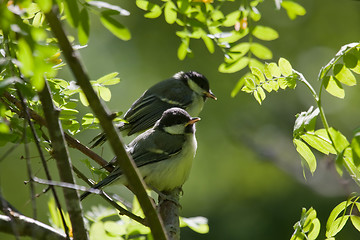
[81,108,200,200]
[89,71,215,148]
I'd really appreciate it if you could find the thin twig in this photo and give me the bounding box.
[17,89,37,224]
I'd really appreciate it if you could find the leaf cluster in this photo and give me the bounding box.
[134,0,305,93]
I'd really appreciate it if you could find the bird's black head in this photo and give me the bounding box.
[175,71,216,100]
[184,71,210,92]
[156,108,200,134]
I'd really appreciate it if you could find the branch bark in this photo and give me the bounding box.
[0,214,68,240]
[44,5,167,240]
[159,188,181,240]
[38,80,89,240]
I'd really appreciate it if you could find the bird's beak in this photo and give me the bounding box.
[186,117,201,126]
[204,90,217,100]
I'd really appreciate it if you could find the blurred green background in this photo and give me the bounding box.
[1,0,360,239]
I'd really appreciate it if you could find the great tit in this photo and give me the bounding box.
[81,108,200,200]
[90,71,215,148]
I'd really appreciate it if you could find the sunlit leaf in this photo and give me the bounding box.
[63,0,80,27]
[279,57,293,76]
[326,215,349,238]
[326,200,348,237]
[333,64,356,86]
[300,132,336,155]
[17,38,34,77]
[219,57,249,73]
[252,25,279,41]
[202,35,214,53]
[250,43,272,60]
[266,62,281,77]
[323,76,345,98]
[350,215,360,232]
[281,1,306,20]
[328,128,349,153]
[78,8,90,45]
[100,13,131,40]
[223,11,241,27]
[293,138,317,174]
[164,1,177,24]
[180,217,209,234]
[251,67,265,83]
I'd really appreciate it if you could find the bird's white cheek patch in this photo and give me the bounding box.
[188,79,205,95]
[163,124,185,135]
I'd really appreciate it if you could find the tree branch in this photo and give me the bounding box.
[38,79,88,240]
[0,214,68,240]
[159,188,181,240]
[44,5,167,240]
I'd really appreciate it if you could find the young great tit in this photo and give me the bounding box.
[90,71,215,148]
[81,108,200,200]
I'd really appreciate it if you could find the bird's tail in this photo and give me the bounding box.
[80,171,121,200]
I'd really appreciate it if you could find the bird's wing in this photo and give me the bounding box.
[128,130,185,168]
[123,80,194,135]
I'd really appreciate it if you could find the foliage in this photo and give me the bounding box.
[134,0,306,92]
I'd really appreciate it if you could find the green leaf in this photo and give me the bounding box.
[97,86,111,101]
[180,217,209,234]
[79,91,89,106]
[95,72,120,85]
[323,76,345,98]
[279,57,293,76]
[281,1,306,20]
[100,13,131,41]
[351,131,360,166]
[266,62,281,77]
[177,39,189,60]
[36,0,52,13]
[202,35,214,54]
[17,38,34,77]
[136,0,162,18]
[227,42,251,61]
[254,86,266,104]
[63,0,80,27]
[327,215,350,238]
[252,25,279,41]
[78,8,90,45]
[251,67,265,83]
[300,132,336,155]
[343,53,358,69]
[103,221,126,237]
[223,11,241,27]
[293,138,317,174]
[326,201,348,238]
[333,64,356,86]
[250,43,272,60]
[350,215,360,232]
[218,57,249,73]
[231,75,247,97]
[218,29,249,44]
[293,106,320,136]
[164,1,177,24]
[328,128,349,153]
